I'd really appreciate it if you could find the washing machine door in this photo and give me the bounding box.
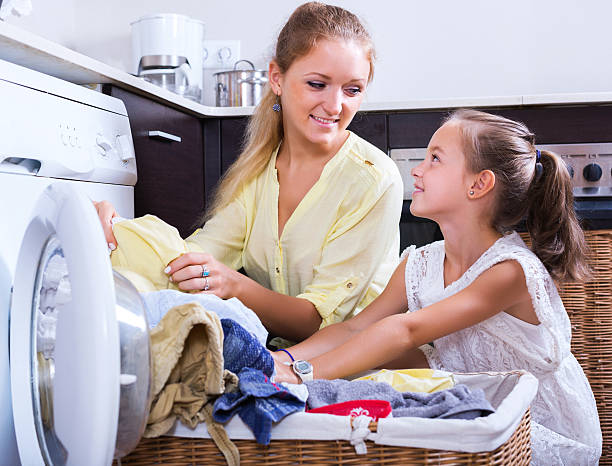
[10,183,120,465]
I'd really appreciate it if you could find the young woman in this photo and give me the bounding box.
[272,109,602,465]
[95,2,403,342]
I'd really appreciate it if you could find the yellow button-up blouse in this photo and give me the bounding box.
[186,132,403,328]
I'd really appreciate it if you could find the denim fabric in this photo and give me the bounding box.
[221,319,274,376]
[213,367,306,444]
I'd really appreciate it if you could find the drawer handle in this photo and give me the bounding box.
[148,130,182,143]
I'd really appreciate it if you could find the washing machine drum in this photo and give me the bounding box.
[10,183,151,465]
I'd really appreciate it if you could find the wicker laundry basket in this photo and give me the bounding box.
[116,369,536,465]
[521,229,612,463]
[116,409,531,465]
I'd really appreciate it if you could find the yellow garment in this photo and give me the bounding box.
[186,132,403,327]
[356,369,455,393]
[144,302,239,466]
[110,215,204,292]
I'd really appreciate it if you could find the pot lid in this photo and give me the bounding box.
[213,59,268,76]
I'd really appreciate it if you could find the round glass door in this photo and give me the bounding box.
[31,235,70,464]
[11,183,121,466]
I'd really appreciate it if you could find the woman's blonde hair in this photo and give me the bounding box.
[205,2,375,220]
[445,109,590,283]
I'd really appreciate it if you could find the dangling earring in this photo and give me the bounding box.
[272,94,281,112]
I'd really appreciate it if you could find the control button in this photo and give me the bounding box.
[583,163,602,182]
[564,162,574,179]
[116,134,136,162]
[96,135,113,151]
[96,134,114,158]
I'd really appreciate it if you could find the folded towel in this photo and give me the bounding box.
[305,379,494,420]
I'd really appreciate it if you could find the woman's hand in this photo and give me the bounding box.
[165,252,244,299]
[93,200,118,248]
[271,351,300,384]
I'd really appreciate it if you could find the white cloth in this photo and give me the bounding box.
[140,290,268,346]
[403,232,602,465]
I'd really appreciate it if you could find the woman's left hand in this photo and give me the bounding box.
[165,252,243,299]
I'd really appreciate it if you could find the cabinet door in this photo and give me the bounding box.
[388,111,447,149]
[348,112,387,152]
[103,86,204,238]
[221,117,249,172]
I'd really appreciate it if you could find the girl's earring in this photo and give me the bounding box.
[272,94,281,112]
[469,190,475,196]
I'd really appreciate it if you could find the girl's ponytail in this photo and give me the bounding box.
[526,150,590,282]
[446,109,590,283]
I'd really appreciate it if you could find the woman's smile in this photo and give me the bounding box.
[310,114,340,127]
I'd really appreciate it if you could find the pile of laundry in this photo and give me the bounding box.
[107,215,496,464]
[142,292,495,465]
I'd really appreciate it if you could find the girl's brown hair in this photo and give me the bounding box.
[204,2,375,221]
[445,109,590,282]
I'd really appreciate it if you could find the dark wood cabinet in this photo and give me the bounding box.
[387,105,612,148]
[103,86,205,238]
[348,112,387,151]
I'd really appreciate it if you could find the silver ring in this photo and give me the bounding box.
[201,264,210,278]
[203,277,210,291]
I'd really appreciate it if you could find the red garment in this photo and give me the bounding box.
[306,399,392,421]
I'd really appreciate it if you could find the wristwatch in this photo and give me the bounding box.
[291,359,313,382]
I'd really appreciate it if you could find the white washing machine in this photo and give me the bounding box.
[0,59,151,465]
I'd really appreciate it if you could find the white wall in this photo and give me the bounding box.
[5,0,612,103]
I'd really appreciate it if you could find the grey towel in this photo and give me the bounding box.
[304,379,494,420]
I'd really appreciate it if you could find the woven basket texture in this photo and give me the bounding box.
[117,410,531,465]
[521,229,612,463]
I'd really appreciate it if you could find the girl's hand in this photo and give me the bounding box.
[165,252,243,299]
[271,352,300,384]
[93,200,118,249]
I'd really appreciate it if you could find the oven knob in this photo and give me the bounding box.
[583,163,602,182]
[565,163,574,179]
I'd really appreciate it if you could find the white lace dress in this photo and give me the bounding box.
[402,232,602,465]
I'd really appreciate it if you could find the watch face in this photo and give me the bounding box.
[294,360,312,374]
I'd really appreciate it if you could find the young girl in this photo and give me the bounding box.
[95,2,403,342]
[273,109,602,465]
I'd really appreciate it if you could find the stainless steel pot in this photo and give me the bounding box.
[214,60,268,107]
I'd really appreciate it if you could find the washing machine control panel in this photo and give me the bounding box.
[0,73,137,186]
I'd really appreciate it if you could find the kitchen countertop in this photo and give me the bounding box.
[3,21,612,118]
